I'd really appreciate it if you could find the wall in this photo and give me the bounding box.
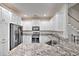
[0,6,22,55]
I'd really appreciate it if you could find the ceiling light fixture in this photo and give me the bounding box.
[44,14,46,16]
[24,15,27,17]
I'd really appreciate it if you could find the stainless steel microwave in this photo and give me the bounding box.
[32,26,40,31]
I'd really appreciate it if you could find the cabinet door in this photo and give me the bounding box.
[0,7,2,23]
[11,13,21,25]
[0,40,8,56]
[0,41,3,56]
[17,16,21,25]
[0,23,8,56]
[11,14,17,24]
[2,8,10,23]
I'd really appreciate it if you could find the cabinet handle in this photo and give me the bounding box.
[1,42,5,44]
[2,39,6,41]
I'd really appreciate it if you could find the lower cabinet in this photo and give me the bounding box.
[0,41,8,56]
[0,24,8,56]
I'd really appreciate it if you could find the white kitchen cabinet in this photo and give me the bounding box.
[0,7,2,23]
[11,14,16,24]
[2,8,10,23]
[0,23,8,56]
[17,16,21,25]
[23,35,32,44]
[0,6,22,56]
[0,23,8,35]
[0,41,8,56]
[11,13,21,25]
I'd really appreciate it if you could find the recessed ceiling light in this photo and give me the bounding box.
[44,14,46,16]
[24,15,27,17]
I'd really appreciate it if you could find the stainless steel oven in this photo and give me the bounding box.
[32,26,40,43]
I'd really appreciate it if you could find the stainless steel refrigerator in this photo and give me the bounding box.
[10,23,23,50]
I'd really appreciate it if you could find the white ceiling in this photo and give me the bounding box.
[12,3,63,18]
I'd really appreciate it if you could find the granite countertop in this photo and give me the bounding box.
[8,43,79,56]
[8,43,62,56]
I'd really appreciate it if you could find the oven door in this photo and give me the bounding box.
[32,33,39,43]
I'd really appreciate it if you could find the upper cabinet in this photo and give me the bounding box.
[2,8,10,23]
[0,7,2,23]
[0,6,22,25]
[11,13,21,25]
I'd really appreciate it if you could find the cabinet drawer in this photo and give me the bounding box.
[0,42,8,56]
